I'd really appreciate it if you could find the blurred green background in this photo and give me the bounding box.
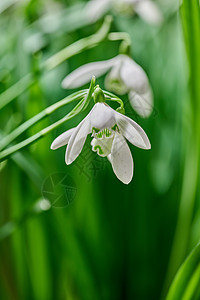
[0,0,200,299]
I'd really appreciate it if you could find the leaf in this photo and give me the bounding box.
[166,242,200,300]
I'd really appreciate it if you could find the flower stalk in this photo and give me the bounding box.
[0,77,96,162]
[43,15,113,70]
[0,16,112,110]
[0,91,87,151]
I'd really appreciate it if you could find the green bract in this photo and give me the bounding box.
[93,87,105,103]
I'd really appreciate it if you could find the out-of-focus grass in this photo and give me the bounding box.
[0,0,200,300]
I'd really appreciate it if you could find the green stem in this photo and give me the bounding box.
[0,90,87,151]
[108,32,131,55]
[0,16,112,110]
[0,76,96,162]
[0,99,84,162]
[44,15,113,70]
[103,90,125,111]
[0,74,34,110]
[108,32,131,45]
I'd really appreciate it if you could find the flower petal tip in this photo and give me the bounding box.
[65,157,71,165]
[50,143,56,150]
[65,153,74,165]
[122,178,132,185]
[117,171,133,185]
[61,78,68,89]
[145,140,151,150]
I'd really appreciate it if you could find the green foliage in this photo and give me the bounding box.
[0,1,200,300]
[166,243,200,300]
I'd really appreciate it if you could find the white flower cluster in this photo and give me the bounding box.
[51,53,152,184]
[85,0,163,25]
[51,3,158,184]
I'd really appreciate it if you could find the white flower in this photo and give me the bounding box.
[51,102,151,184]
[85,0,163,25]
[62,54,153,118]
[117,0,163,25]
[84,0,111,23]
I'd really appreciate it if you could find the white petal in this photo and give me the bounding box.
[62,58,116,89]
[105,59,129,95]
[134,0,163,25]
[120,55,151,94]
[90,102,116,130]
[129,87,153,118]
[110,133,133,184]
[91,135,113,157]
[123,0,138,3]
[65,102,115,164]
[84,0,111,23]
[107,153,111,162]
[65,115,91,164]
[51,128,75,150]
[115,112,151,149]
[91,102,151,149]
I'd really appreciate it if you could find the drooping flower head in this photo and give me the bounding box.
[62,54,153,118]
[85,0,163,25]
[51,89,151,184]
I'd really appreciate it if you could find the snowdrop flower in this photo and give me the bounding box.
[117,0,163,25]
[51,101,151,184]
[62,54,153,118]
[84,0,111,23]
[85,0,163,25]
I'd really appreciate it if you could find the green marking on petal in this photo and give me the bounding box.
[92,127,100,134]
[96,128,112,138]
[111,124,119,132]
[94,145,104,155]
[91,134,114,157]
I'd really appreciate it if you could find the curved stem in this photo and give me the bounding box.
[0,16,112,110]
[0,90,87,151]
[103,90,125,112]
[0,76,96,162]
[0,99,84,162]
[108,32,131,45]
[44,15,113,70]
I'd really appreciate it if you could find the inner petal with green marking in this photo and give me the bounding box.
[91,126,119,157]
[91,135,114,157]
